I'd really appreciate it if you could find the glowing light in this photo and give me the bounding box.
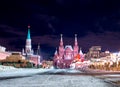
[28,25,30,28]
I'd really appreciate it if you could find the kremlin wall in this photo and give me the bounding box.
[0,26,41,68]
[0,25,120,70]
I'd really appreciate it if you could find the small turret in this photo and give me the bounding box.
[79,47,84,62]
[73,34,79,56]
[79,48,83,55]
[37,43,40,55]
[60,34,63,46]
[22,48,24,55]
[59,34,64,57]
[54,47,58,55]
[75,34,78,46]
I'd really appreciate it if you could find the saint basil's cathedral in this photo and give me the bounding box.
[53,34,84,69]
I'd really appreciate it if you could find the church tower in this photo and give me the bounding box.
[54,48,58,58]
[59,34,64,58]
[73,34,79,57]
[25,25,32,55]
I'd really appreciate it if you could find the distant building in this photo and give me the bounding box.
[0,52,10,60]
[0,46,10,60]
[29,55,40,65]
[22,25,41,66]
[86,46,110,59]
[88,46,101,58]
[100,50,110,57]
[53,34,84,68]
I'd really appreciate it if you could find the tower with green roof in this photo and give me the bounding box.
[25,25,32,55]
[27,28,31,39]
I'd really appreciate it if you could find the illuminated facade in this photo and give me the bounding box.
[88,46,101,58]
[85,46,111,59]
[22,25,41,66]
[53,34,84,68]
[0,46,10,60]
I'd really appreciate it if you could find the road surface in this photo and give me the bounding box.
[0,74,117,87]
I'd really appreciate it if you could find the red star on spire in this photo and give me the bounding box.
[28,25,30,28]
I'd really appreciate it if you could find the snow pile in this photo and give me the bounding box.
[0,65,16,71]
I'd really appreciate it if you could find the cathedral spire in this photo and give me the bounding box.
[60,34,63,46]
[27,25,31,39]
[75,34,78,46]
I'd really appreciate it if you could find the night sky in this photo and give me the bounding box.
[0,0,120,59]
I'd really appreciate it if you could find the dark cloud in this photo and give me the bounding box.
[0,0,120,35]
[0,0,120,59]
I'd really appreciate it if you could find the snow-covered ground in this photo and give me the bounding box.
[0,68,51,78]
[0,65,16,71]
[0,67,82,78]
[0,74,116,87]
[0,65,119,87]
[95,74,120,86]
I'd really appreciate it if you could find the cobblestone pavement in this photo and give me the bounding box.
[0,74,117,87]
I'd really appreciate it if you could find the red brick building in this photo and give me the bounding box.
[53,34,84,68]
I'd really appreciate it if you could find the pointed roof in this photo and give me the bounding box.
[37,43,41,55]
[60,34,63,42]
[38,43,40,49]
[54,47,58,55]
[27,25,31,39]
[60,34,63,46]
[75,34,78,46]
[75,34,77,41]
[79,48,83,55]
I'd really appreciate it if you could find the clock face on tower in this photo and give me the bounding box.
[27,49,30,53]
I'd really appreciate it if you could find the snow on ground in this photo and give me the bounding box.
[0,68,51,78]
[0,65,119,87]
[95,74,120,86]
[0,65,16,71]
[101,74,120,77]
[46,68,82,74]
[0,75,116,87]
[0,66,82,78]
